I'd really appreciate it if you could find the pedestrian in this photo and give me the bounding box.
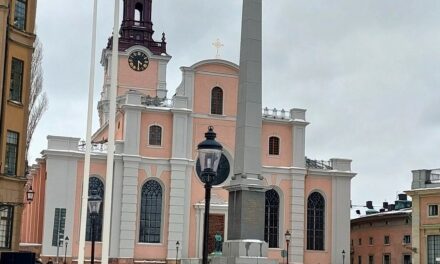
[47,257,54,264]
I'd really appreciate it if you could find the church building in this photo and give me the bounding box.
[20,1,356,263]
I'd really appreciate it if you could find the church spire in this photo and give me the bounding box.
[108,0,167,54]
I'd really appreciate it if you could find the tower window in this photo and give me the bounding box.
[134,3,143,26]
[269,136,280,155]
[307,192,325,251]
[264,189,279,248]
[9,58,24,102]
[14,0,27,30]
[139,180,163,243]
[211,87,223,115]
[149,125,162,146]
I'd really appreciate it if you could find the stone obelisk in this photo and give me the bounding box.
[214,0,276,263]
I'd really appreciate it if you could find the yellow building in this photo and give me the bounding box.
[0,0,37,253]
[406,169,440,264]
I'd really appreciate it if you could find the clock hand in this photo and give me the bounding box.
[137,60,141,69]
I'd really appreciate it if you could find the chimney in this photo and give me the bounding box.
[366,201,373,209]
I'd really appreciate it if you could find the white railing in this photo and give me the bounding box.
[262,107,290,120]
[78,141,108,153]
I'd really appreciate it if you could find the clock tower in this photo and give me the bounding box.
[98,0,171,126]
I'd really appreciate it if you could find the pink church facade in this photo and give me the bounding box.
[20,1,356,264]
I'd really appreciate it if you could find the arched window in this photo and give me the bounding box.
[211,87,223,115]
[264,189,279,248]
[269,136,280,155]
[307,192,325,250]
[135,3,143,20]
[149,125,162,146]
[86,177,104,241]
[139,180,163,243]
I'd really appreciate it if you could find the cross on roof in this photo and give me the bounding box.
[212,38,224,59]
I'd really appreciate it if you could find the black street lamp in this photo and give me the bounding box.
[176,241,180,264]
[88,190,102,264]
[197,126,223,264]
[64,236,69,264]
[342,250,346,264]
[284,230,291,264]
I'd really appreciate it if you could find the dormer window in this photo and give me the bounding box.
[134,3,143,26]
[211,87,223,115]
[269,136,280,155]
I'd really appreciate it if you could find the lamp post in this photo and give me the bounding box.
[88,190,102,264]
[64,236,69,264]
[176,241,180,264]
[284,231,291,264]
[342,250,346,264]
[197,126,223,264]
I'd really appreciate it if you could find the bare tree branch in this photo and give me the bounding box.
[26,37,48,161]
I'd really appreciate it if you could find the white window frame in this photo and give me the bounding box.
[428,204,438,217]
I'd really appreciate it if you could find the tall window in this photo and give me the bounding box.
[384,235,390,245]
[211,87,223,115]
[10,58,24,102]
[149,125,162,146]
[139,180,162,243]
[0,205,14,249]
[383,254,391,264]
[134,3,143,26]
[368,255,374,264]
[269,136,280,155]
[86,177,104,241]
[14,0,27,30]
[264,189,279,248]
[428,235,440,264]
[307,192,325,250]
[5,131,19,176]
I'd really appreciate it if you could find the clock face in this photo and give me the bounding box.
[128,51,149,71]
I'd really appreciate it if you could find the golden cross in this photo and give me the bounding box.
[212,38,224,59]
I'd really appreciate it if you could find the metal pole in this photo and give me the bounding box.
[91,215,96,264]
[78,0,98,262]
[64,240,68,264]
[176,244,179,264]
[286,240,289,264]
[202,181,212,264]
[101,1,120,262]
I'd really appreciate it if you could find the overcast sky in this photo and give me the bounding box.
[31,0,440,210]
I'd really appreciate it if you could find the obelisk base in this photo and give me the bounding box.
[211,240,276,264]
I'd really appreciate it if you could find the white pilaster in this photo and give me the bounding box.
[118,157,141,258]
[330,171,353,264]
[290,108,308,168]
[167,109,193,259]
[290,169,306,264]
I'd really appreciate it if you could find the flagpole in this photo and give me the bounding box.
[101,0,120,262]
[78,0,98,263]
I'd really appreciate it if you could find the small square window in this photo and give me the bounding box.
[384,235,390,245]
[428,205,438,216]
[403,235,411,244]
